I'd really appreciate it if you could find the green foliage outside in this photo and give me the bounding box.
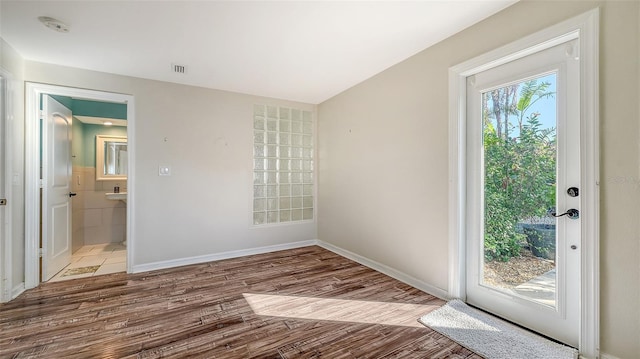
[483,80,557,262]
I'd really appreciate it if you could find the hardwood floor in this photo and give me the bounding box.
[0,246,482,358]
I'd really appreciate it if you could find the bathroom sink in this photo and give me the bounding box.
[105,192,127,202]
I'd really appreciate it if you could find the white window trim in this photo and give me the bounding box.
[448,9,599,358]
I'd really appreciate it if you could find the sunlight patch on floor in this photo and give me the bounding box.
[243,293,439,327]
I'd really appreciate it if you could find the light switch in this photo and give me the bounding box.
[159,165,171,176]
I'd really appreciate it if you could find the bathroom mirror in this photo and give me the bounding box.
[96,135,128,181]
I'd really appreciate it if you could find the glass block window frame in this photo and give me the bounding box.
[253,105,314,225]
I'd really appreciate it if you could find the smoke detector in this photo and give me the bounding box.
[38,16,70,33]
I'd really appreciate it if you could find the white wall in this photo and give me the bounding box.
[23,61,317,269]
[598,2,640,357]
[0,38,25,295]
[318,1,640,358]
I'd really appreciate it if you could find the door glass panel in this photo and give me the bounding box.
[482,73,557,307]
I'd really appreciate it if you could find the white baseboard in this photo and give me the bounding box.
[316,240,449,300]
[599,353,620,359]
[11,282,25,299]
[131,240,317,273]
[131,239,449,300]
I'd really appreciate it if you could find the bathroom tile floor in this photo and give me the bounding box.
[49,243,127,282]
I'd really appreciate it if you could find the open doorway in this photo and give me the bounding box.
[24,83,134,288]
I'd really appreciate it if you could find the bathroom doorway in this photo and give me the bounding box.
[24,83,135,288]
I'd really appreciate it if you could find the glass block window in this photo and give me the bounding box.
[253,105,314,225]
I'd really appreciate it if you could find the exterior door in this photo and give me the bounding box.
[42,95,73,281]
[466,39,580,346]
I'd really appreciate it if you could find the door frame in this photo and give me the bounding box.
[25,83,135,289]
[0,68,13,302]
[447,9,599,358]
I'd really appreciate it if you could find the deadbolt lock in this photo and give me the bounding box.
[567,187,579,197]
[0,199,6,206]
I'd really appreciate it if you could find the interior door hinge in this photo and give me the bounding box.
[39,179,44,189]
[38,248,44,258]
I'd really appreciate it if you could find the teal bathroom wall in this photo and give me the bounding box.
[53,93,128,168]
[71,119,84,166]
[82,124,127,168]
[50,94,73,110]
[50,95,127,119]
[73,99,126,119]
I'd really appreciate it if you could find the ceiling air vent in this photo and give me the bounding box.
[171,63,187,74]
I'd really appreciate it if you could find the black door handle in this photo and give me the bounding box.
[68,192,77,197]
[548,208,579,219]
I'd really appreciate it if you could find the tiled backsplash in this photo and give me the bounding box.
[72,166,126,252]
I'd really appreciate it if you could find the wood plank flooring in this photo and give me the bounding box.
[0,246,483,358]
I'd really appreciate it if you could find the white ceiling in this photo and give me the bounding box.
[1,1,517,104]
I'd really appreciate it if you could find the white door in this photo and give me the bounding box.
[0,74,6,298]
[42,95,73,281]
[466,39,580,346]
